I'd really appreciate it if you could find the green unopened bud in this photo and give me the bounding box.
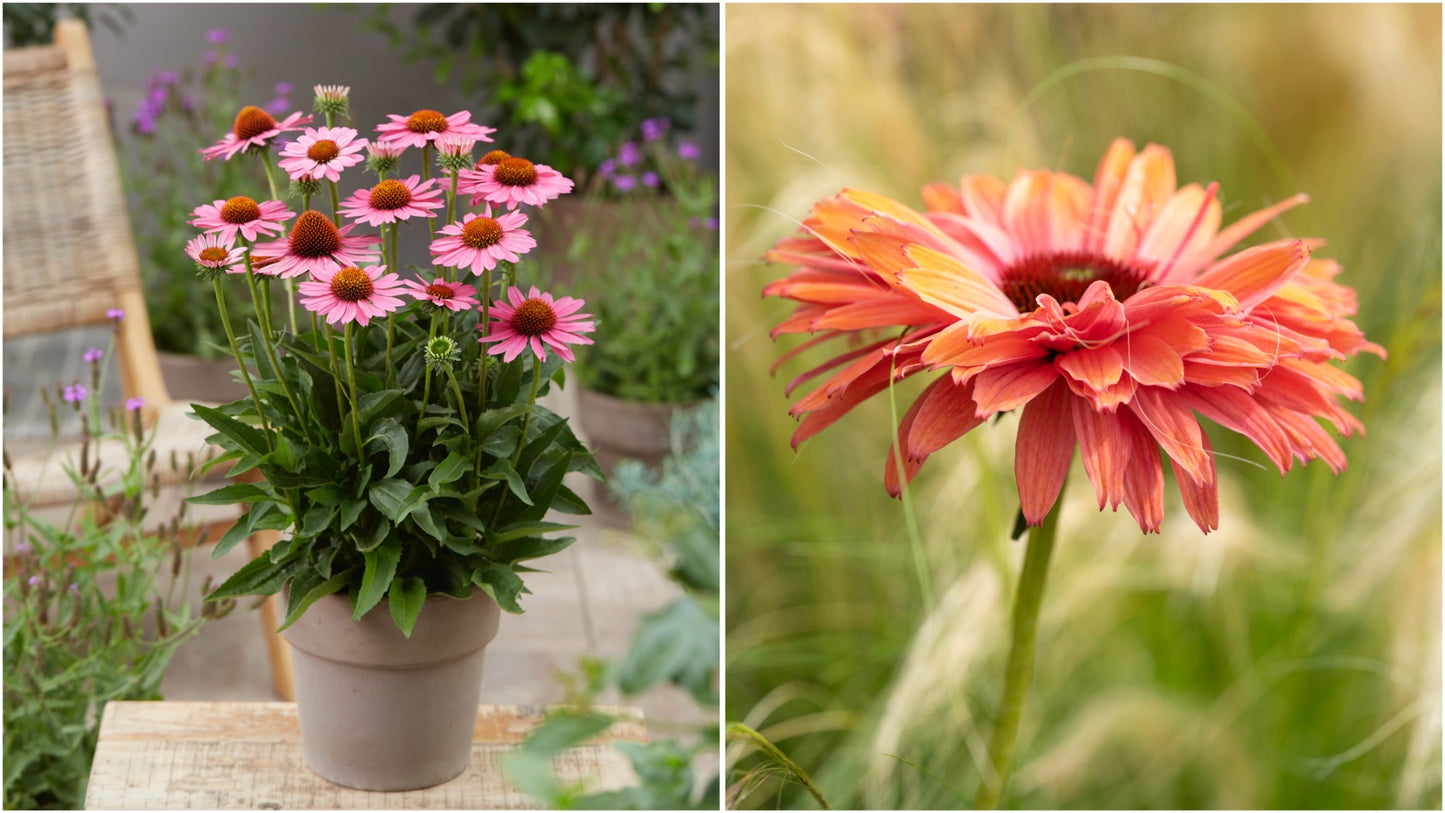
[288,177,323,199]
[313,84,351,118]
[425,335,461,373]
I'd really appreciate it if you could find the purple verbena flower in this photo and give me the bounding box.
[641,171,660,188]
[265,97,290,116]
[27,576,40,587]
[204,50,219,65]
[156,70,178,86]
[62,384,88,403]
[612,175,638,193]
[677,142,701,161]
[640,117,670,143]
[223,54,239,70]
[206,28,229,45]
[704,216,718,231]
[598,158,617,178]
[274,81,293,96]
[106,308,125,321]
[82,347,103,364]
[125,397,146,412]
[617,141,642,168]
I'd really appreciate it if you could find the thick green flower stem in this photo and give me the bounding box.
[211,279,273,450]
[240,257,311,441]
[476,268,492,412]
[257,148,280,204]
[443,368,469,431]
[327,180,340,223]
[973,501,1062,810]
[446,168,460,227]
[321,323,348,433]
[417,315,439,435]
[341,322,365,454]
[512,361,543,466]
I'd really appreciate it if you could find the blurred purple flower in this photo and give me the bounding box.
[223,54,239,70]
[640,117,670,142]
[26,576,39,587]
[67,584,80,595]
[179,93,196,112]
[677,142,700,161]
[125,397,146,412]
[206,28,229,45]
[156,70,178,86]
[107,308,125,321]
[705,217,718,231]
[598,158,617,178]
[612,175,638,193]
[274,81,292,96]
[617,141,642,168]
[265,97,290,116]
[62,384,87,403]
[83,347,104,364]
[641,171,660,188]
[204,50,218,65]
[15,540,31,555]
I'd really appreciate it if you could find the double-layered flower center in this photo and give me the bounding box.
[406,109,449,134]
[511,299,557,337]
[368,180,412,210]
[220,196,261,224]
[329,267,374,302]
[493,157,538,187]
[460,217,503,249]
[997,250,1152,311]
[232,106,276,140]
[476,149,511,168]
[306,139,340,163]
[289,210,342,258]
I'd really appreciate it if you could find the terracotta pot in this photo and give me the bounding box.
[576,387,695,526]
[157,351,248,403]
[280,590,501,791]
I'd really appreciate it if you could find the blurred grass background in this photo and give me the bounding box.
[724,5,1440,809]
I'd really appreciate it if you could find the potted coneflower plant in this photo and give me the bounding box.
[568,120,719,494]
[186,84,599,792]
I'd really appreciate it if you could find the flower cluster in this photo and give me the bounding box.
[595,118,704,198]
[188,86,600,636]
[764,139,1382,534]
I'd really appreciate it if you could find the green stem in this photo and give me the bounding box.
[973,497,1063,810]
[258,148,280,203]
[726,724,832,810]
[341,322,365,455]
[328,179,340,223]
[322,323,348,435]
[418,314,439,435]
[211,279,273,451]
[239,259,311,443]
[283,278,299,337]
[476,268,492,413]
[511,361,543,466]
[443,367,470,432]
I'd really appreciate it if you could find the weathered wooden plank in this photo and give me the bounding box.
[85,702,646,809]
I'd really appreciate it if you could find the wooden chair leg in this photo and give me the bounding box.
[247,528,295,702]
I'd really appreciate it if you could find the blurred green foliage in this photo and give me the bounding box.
[725,5,1440,810]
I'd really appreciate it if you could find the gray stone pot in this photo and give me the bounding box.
[576,388,695,526]
[280,590,501,791]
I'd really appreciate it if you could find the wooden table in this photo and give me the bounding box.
[85,702,646,809]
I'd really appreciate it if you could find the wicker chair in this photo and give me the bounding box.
[3,20,294,700]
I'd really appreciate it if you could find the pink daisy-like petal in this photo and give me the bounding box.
[298,264,407,327]
[373,109,496,151]
[401,276,480,312]
[338,175,445,227]
[184,232,247,274]
[252,210,382,279]
[190,196,294,243]
[478,286,595,363]
[278,126,368,182]
[429,209,536,275]
[459,158,573,208]
[201,107,312,161]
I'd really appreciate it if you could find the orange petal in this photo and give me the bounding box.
[1197,193,1309,269]
[1104,144,1177,259]
[1172,433,1219,533]
[885,376,983,496]
[972,361,1058,416]
[1119,332,1186,389]
[1057,344,1125,391]
[1194,239,1310,312]
[1072,401,1132,510]
[1086,138,1137,253]
[896,245,1019,321]
[1015,379,1076,525]
[1128,387,1210,486]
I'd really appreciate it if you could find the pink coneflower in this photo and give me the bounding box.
[373,109,495,151]
[200,106,312,161]
[402,277,479,312]
[185,232,247,274]
[298,264,406,327]
[251,210,382,279]
[459,157,573,209]
[338,175,444,227]
[764,138,1383,534]
[278,126,368,182]
[429,209,536,275]
[478,286,594,363]
[190,195,293,243]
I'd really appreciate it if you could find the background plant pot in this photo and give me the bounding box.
[157,351,248,404]
[280,589,501,791]
[577,386,696,525]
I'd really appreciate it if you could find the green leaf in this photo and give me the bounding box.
[352,537,403,620]
[306,484,348,507]
[491,535,576,565]
[367,478,413,521]
[472,563,526,614]
[480,459,533,506]
[517,450,571,522]
[616,596,718,702]
[339,498,368,532]
[207,550,302,600]
[489,521,578,545]
[367,416,409,479]
[427,451,471,491]
[515,416,568,477]
[387,575,427,638]
[549,483,592,516]
[210,502,290,560]
[412,502,448,543]
[278,569,354,632]
[185,481,270,506]
[300,505,338,537]
[189,402,270,459]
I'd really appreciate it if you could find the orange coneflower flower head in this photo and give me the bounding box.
[765,138,1384,534]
